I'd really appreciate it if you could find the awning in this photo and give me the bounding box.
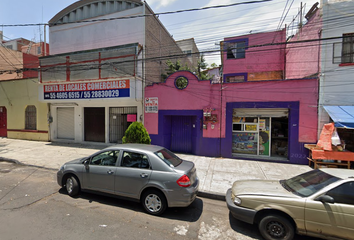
[323,106,354,129]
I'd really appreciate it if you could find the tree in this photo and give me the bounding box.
[122,122,151,144]
[210,63,218,68]
[195,55,211,80]
[161,60,191,80]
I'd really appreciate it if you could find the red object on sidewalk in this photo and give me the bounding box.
[317,123,335,151]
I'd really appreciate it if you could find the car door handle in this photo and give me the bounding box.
[140,173,148,178]
[107,170,114,175]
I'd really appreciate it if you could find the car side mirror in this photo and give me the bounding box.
[316,195,335,204]
[84,159,90,170]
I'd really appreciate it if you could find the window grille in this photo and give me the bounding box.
[342,33,354,64]
[25,105,37,130]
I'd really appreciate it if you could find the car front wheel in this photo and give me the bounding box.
[258,214,294,240]
[66,176,80,197]
[142,190,167,215]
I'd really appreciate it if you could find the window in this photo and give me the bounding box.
[227,41,246,59]
[175,76,189,90]
[225,75,246,83]
[121,151,150,169]
[25,105,36,130]
[326,182,354,205]
[342,33,354,63]
[90,150,119,166]
[283,169,339,197]
[155,148,182,167]
[183,50,192,57]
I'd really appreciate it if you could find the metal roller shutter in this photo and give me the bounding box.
[57,107,75,140]
[233,108,288,117]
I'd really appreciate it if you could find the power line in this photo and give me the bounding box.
[0,0,273,28]
[0,34,347,75]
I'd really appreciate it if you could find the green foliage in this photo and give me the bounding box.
[195,55,211,80]
[210,63,218,68]
[161,56,217,81]
[122,122,151,144]
[161,60,191,80]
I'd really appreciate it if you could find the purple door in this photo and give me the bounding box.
[170,116,192,153]
[0,107,7,137]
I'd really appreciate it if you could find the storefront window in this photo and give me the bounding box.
[232,117,259,155]
[232,110,288,158]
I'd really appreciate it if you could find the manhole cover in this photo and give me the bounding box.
[0,169,11,173]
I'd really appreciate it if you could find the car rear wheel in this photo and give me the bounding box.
[142,190,167,215]
[258,214,294,240]
[66,176,80,197]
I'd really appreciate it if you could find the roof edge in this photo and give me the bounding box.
[49,0,143,24]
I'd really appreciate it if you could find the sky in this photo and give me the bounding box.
[1,0,320,65]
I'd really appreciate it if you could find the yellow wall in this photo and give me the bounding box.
[0,78,49,141]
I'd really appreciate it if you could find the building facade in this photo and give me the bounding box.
[144,5,322,164]
[39,0,193,144]
[0,45,48,140]
[145,70,318,164]
[319,0,354,151]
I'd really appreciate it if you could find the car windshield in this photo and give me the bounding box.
[281,169,340,197]
[154,148,182,167]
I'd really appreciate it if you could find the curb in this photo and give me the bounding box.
[0,157,22,165]
[0,157,58,171]
[197,191,226,201]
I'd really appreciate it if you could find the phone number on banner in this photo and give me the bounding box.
[44,90,122,100]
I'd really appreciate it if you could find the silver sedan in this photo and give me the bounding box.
[57,144,199,215]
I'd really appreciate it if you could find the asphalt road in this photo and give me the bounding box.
[0,161,320,240]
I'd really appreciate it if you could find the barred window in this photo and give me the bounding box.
[342,33,354,64]
[25,105,37,130]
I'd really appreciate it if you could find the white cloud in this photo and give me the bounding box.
[147,0,179,9]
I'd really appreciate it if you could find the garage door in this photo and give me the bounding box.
[57,107,74,140]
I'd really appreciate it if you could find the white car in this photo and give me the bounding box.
[226,168,354,240]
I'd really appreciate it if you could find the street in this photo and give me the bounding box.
[0,161,319,240]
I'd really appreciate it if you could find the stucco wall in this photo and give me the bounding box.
[286,9,322,79]
[0,79,49,141]
[223,30,286,78]
[145,71,221,137]
[145,71,318,143]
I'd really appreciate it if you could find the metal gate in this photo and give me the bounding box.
[170,116,193,154]
[0,107,7,137]
[84,107,105,142]
[57,107,74,140]
[109,107,137,143]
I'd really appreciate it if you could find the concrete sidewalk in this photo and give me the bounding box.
[0,137,311,199]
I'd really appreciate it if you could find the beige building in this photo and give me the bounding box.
[0,45,48,140]
[176,38,200,68]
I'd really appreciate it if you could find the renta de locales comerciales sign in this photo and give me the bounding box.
[43,80,130,100]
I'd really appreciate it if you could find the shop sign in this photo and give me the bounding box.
[245,124,257,131]
[259,119,266,130]
[145,97,158,113]
[127,114,137,122]
[43,80,130,100]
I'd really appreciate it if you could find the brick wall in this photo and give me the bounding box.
[145,6,190,84]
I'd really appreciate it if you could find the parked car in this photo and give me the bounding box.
[226,168,354,240]
[57,144,199,215]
